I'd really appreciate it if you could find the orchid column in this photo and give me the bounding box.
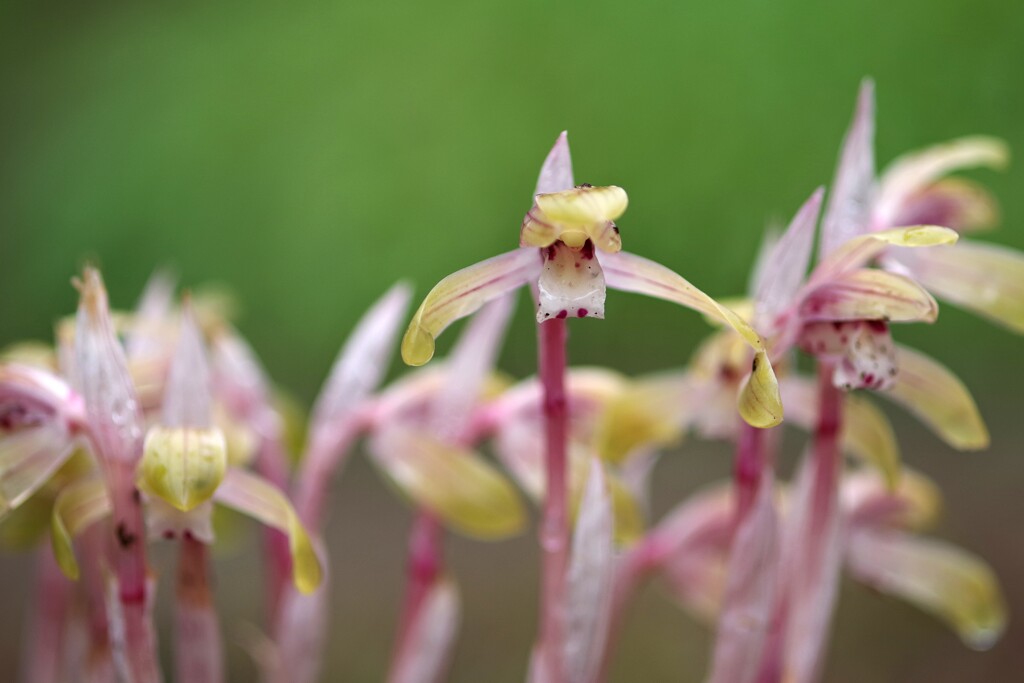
[402,132,783,681]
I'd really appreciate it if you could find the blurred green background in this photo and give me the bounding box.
[1,0,1022,680]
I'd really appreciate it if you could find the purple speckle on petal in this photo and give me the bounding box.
[556,310,568,319]
[577,308,588,318]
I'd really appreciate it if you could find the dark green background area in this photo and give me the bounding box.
[1,1,1022,681]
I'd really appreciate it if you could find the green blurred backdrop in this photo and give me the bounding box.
[1,0,1022,681]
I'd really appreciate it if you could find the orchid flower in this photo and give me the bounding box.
[645,468,1006,673]
[823,79,1023,334]
[402,131,783,683]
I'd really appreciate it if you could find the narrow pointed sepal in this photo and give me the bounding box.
[810,225,959,286]
[214,468,323,593]
[535,131,575,195]
[50,477,112,580]
[389,578,460,683]
[402,249,540,366]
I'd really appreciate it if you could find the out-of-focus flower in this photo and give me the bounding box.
[823,79,1022,334]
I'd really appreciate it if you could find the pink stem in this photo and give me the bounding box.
[293,426,360,531]
[174,536,224,683]
[20,545,71,683]
[537,317,570,682]
[106,460,161,683]
[81,525,116,681]
[389,509,443,677]
[733,422,767,524]
[757,364,844,683]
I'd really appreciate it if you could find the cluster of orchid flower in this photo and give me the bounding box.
[1,80,1019,683]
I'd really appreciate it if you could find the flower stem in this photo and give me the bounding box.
[20,545,71,683]
[175,536,224,683]
[106,460,161,683]
[388,510,443,679]
[537,317,569,681]
[733,421,768,524]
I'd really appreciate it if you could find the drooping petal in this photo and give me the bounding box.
[820,79,876,258]
[800,269,938,323]
[808,225,958,288]
[754,188,824,324]
[50,477,112,580]
[213,468,323,594]
[72,268,145,465]
[592,376,684,464]
[564,460,615,683]
[537,242,606,321]
[890,178,1001,233]
[842,469,941,533]
[875,136,1009,228]
[846,530,1006,650]
[389,578,460,683]
[706,472,780,683]
[799,320,898,390]
[535,131,575,195]
[431,294,515,442]
[888,239,1024,334]
[882,345,988,450]
[779,377,901,487]
[402,249,541,366]
[367,428,525,539]
[309,282,412,439]
[599,251,782,428]
[0,423,77,517]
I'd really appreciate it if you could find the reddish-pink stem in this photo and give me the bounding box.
[106,460,161,683]
[757,364,844,683]
[175,536,224,683]
[537,317,569,681]
[20,545,71,683]
[81,525,115,681]
[733,421,767,524]
[390,509,443,675]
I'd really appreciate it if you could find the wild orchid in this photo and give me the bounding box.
[823,79,1023,335]
[402,131,783,682]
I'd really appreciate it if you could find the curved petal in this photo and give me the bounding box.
[800,269,939,323]
[564,460,615,683]
[367,428,525,539]
[876,136,1009,227]
[535,131,575,195]
[1,423,77,517]
[890,178,1000,233]
[402,249,540,366]
[820,79,876,258]
[847,530,1006,650]
[214,468,323,594]
[754,188,824,322]
[51,477,112,580]
[599,251,782,428]
[883,345,988,450]
[891,239,1024,334]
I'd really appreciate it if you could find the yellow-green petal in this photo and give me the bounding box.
[847,530,1006,650]
[138,426,228,512]
[842,395,902,489]
[737,352,783,429]
[402,249,540,366]
[369,430,525,539]
[213,468,322,594]
[885,345,989,450]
